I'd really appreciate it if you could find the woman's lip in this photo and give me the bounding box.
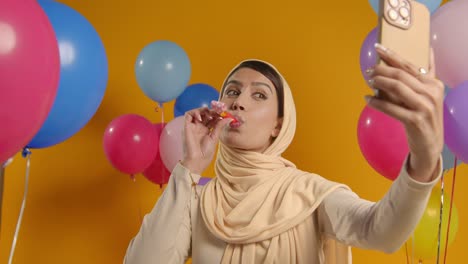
[232,114,244,123]
[220,112,244,124]
[229,121,242,128]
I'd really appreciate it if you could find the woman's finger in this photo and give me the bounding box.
[211,118,232,140]
[365,95,414,125]
[200,109,221,126]
[375,43,430,81]
[370,64,427,95]
[371,75,426,110]
[186,107,213,123]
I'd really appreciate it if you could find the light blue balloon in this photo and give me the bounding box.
[135,41,191,103]
[28,0,108,148]
[442,144,461,170]
[369,0,442,14]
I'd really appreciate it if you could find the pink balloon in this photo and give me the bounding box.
[357,106,409,181]
[143,123,172,185]
[160,116,185,172]
[0,0,60,164]
[431,0,468,88]
[103,114,158,175]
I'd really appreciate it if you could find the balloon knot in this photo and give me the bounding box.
[22,148,31,158]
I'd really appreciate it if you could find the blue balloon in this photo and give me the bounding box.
[28,1,108,148]
[442,144,461,170]
[135,41,191,103]
[174,83,220,118]
[369,0,442,14]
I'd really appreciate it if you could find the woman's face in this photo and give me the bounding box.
[219,67,282,153]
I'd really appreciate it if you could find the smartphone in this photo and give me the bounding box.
[377,0,430,98]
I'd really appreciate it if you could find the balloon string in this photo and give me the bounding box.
[443,157,458,264]
[159,103,165,126]
[1,158,14,237]
[436,170,447,264]
[131,175,143,224]
[8,149,31,264]
[404,243,407,263]
[412,233,415,264]
[158,102,167,187]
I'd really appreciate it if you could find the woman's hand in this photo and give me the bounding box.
[366,44,444,182]
[181,107,232,174]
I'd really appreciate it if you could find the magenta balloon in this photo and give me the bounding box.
[444,81,468,163]
[103,114,158,175]
[159,116,185,172]
[0,0,60,163]
[357,106,409,180]
[431,0,468,88]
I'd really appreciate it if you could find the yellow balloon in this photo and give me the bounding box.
[413,186,459,259]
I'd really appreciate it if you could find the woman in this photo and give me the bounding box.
[124,43,444,263]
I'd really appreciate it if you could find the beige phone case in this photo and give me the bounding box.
[378,0,431,73]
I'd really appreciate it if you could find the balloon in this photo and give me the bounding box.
[135,40,191,103]
[159,116,185,172]
[413,187,458,259]
[357,105,409,180]
[0,0,60,164]
[368,0,442,15]
[431,0,468,88]
[359,27,378,85]
[441,84,462,170]
[26,1,108,148]
[174,83,220,117]
[444,81,468,163]
[198,177,212,186]
[442,144,461,170]
[103,114,158,175]
[143,123,171,185]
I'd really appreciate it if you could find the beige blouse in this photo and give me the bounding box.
[124,157,442,263]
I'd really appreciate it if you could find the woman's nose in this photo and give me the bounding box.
[231,100,245,111]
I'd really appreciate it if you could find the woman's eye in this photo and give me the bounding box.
[226,90,239,96]
[254,92,267,99]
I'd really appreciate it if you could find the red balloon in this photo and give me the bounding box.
[0,0,60,164]
[103,114,158,175]
[143,123,171,185]
[357,106,409,180]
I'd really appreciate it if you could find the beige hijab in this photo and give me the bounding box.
[200,59,351,263]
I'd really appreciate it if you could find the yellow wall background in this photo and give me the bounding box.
[1,0,465,263]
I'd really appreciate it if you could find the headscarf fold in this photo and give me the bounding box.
[200,59,351,263]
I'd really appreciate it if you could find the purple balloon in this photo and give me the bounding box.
[444,81,468,163]
[359,27,378,85]
[198,177,211,186]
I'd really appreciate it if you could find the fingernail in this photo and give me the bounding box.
[365,68,374,75]
[373,89,379,96]
[368,79,375,86]
[374,43,388,53]
[364,95,373,103]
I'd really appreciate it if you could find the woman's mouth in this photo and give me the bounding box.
[229,121,242,128]
[227,114,243,128]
